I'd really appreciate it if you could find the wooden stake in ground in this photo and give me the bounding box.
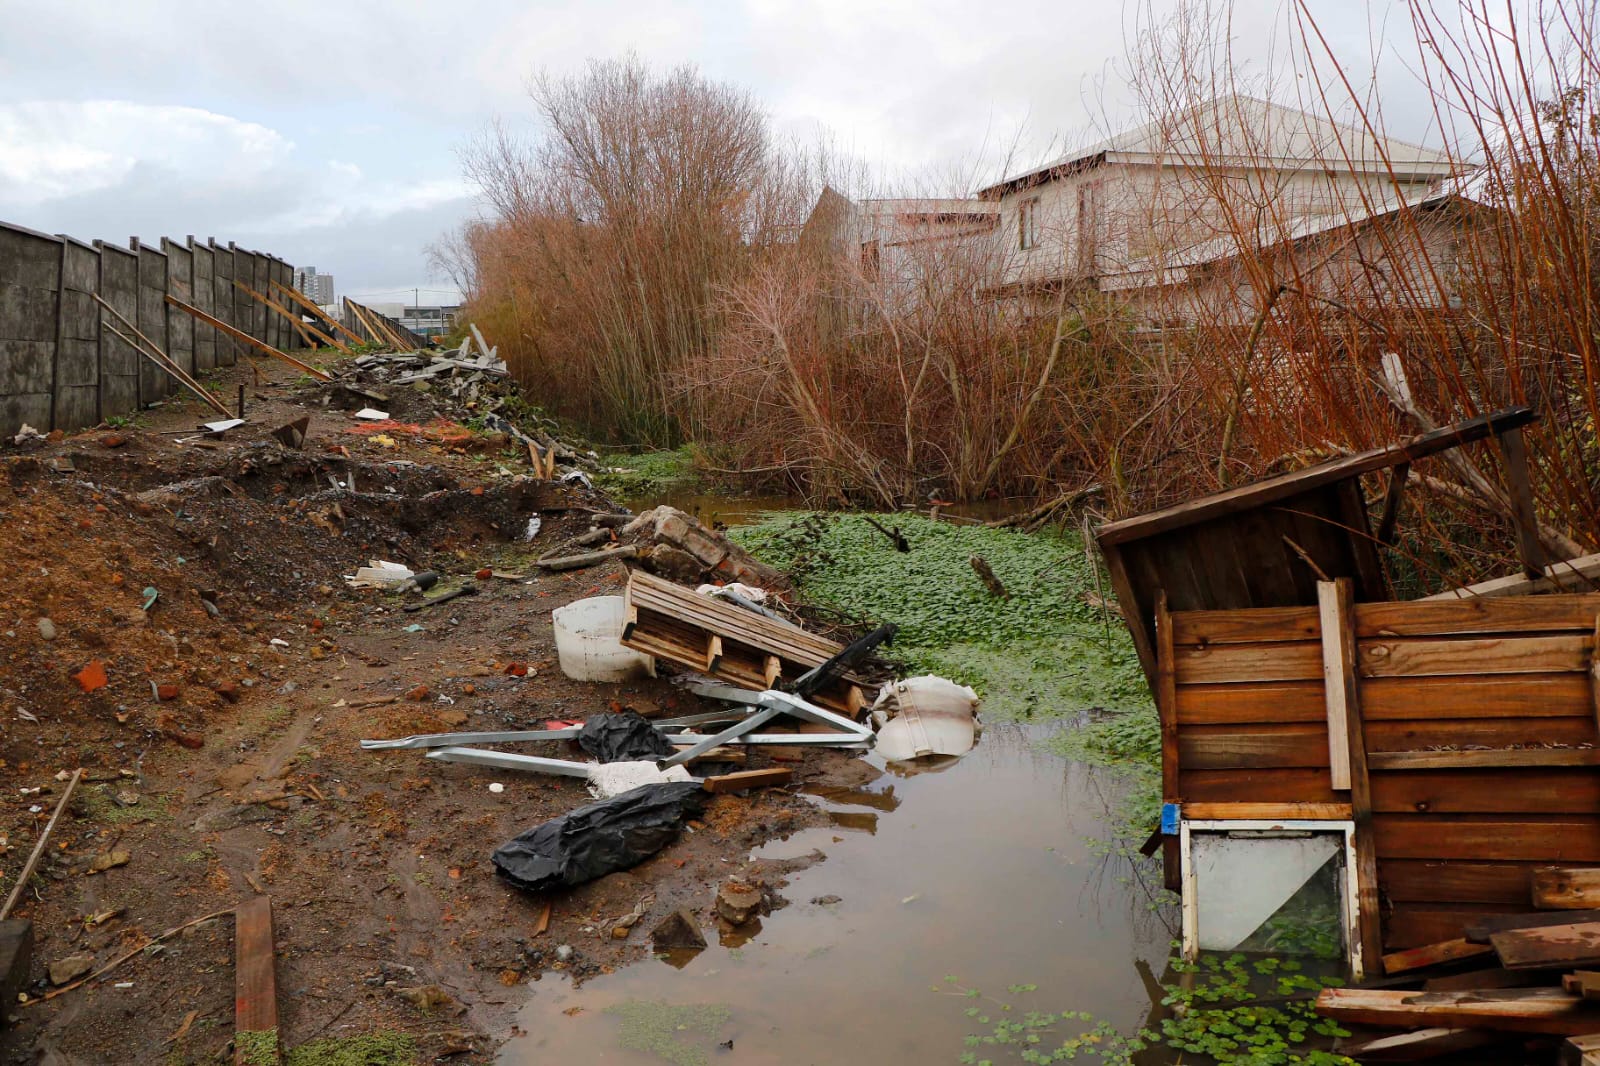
[235,280,347,354]
[0,769,81,921]
[969,555,1009,598]
[234,896,280,1065]
[93,296,234,419]
[268,280,365,348]
[164,294,333,381]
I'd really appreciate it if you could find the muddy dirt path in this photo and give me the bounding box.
[0,351,855,1064]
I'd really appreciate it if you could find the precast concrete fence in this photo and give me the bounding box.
[0,219,301,439]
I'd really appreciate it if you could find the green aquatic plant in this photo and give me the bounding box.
[940,953,1352,1065]
[597,446,702,496]
[604,1000,732,1066]
[732,512,1150,722]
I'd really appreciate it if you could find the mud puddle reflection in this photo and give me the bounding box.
[498,722,1170,1065]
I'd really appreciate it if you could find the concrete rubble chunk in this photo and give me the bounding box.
[48,953,93,986]
[650,908,708,951]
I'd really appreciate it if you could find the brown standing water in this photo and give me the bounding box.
[497,722,1171,1064]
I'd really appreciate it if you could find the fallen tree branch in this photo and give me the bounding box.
[985,484,1103,530]
[969,555,1009,598]
[535,545,639,571]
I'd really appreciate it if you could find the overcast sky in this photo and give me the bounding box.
[0,1,1446,299]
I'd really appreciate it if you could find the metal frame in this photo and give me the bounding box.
[1180,818,1364,980]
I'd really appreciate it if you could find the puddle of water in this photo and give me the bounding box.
[498,723,1171,1065]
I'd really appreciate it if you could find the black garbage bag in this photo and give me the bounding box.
[577,709,676,763]
[492,781,705,893]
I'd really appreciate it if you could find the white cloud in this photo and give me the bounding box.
[0,101,290,204]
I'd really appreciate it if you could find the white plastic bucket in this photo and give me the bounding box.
[552,595,655,682]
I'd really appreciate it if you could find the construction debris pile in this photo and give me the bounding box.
[1317,890,1600,1061]
[367,564,979,897]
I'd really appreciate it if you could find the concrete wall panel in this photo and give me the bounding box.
[96,242,140,419]
[53,237,101,430]
[161,238,194,376]
[0,223,61,435]
[191,239,216,371]
[210,240,237,366]
[136,243,170,402]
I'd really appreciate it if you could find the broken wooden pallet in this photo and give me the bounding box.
[1317,986,1600,1036]
[622,570,867,716]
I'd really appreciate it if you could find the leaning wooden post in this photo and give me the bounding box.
[1498,426,1546,579]
[164,294,332,382]
[1318,578,1382,977]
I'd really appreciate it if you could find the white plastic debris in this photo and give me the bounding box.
[344,560,416,589]
[201,418,246,434]
[488,782,505,794]
[524,515,543,541]
[353,407,390,420]
[560,469,594,489]
[872,675,980,762]
[585,760,693,799]
[12,424,44,445]
[696,582,768,603]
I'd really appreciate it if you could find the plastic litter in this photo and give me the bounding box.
[578,710,677,764]
[586,760,693,799]
[491,782,705,893]
[552,596,654,682]
[872,675,980,762]
[345,560,415,589]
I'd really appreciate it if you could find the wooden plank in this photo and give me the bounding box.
[1365,716,1598,752]
[1425,966,1557,992]
[1099,542,1159,696]
[1382,861,1541,905]
[1537,870,1600,911]
[1492,921,1600,970]
[1467,910,1600,943]
[1172,640,1323,684]
[1372,769,1600,815]
[1563,1033,1600,1066]
[234,279,338,353]
[1363,673,1594,720]
[1357,594,1600,637]
[1360,635,1591,678]
[1177,726,1331,769]
[1387,904,1529,949]
[1335,474,1389,599]
[1331,578,1383,976]
[1179,767,1343,805]
[702,768,794,793]
[1374,815,1600,862]
[1173,680,1324,725]
[1170,605,1320,646]
[1424,552,1600,601]
[1337,1027,1498,1061]
[269,279,365,347]
[165,294,332,381]
[1499,426,1547,579]
[1370,748,1600,771]
[234,896,279,1063]
[1591,617,1600,739]
[1375,463,1409,545]
[1315,985,1600,1036]
[1181,801,1352,820]
[1097,406,1536,546]
[1564,972,1600,1000]
[1380,938,1495,975]
[1319,580,1354,790]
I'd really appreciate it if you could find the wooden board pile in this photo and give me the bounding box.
[1318,866,1600,1062]
[622,569,869,717]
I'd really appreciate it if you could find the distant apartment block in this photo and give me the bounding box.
[294,266,335,306]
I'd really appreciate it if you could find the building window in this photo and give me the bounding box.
[1018,197,1040,251]
[860,240,881,280]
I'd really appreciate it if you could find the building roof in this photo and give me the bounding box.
[1098,187,1473,292]
[979,95,1461,199]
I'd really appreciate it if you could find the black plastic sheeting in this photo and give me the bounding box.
[492,782,706,893]
[577,710,676,763]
